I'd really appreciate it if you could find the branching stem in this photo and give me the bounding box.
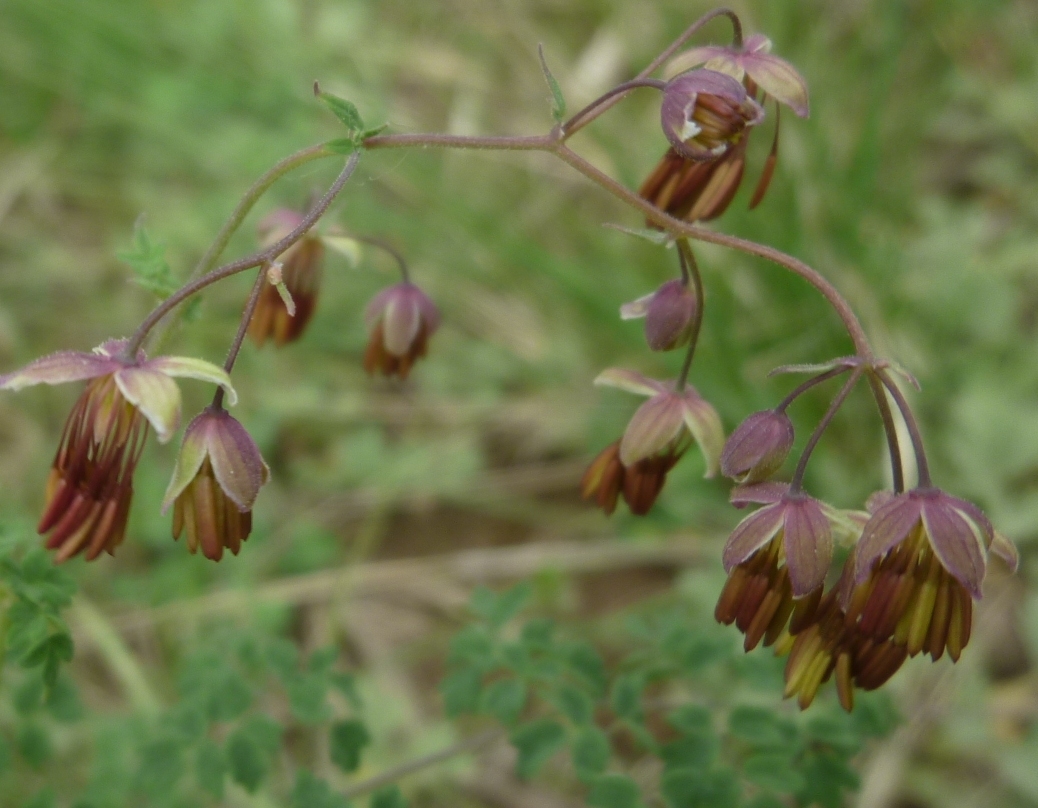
[123,153,360,359]
[789,369,864,493]
[867,372,905,493]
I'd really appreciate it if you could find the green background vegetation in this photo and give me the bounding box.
[0,0,1036,805]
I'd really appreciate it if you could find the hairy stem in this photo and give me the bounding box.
[560,78,666,139]
[776,365,853,412]
[789,369,864,492]
[675,240,704,390]
[211,267,267,410]
[124,153,360,358]
[340,728,503,800]
[867,372,905,493]
[145,143,335,352]
[877,369,931,488]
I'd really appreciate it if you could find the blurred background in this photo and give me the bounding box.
[1,0,1037,806]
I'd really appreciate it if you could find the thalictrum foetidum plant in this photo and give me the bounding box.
[0,7,1023,807]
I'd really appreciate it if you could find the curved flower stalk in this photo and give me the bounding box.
[248,208,326,347]
[163,407,269,561]
[0,340,235,561]
[582,368,723,516]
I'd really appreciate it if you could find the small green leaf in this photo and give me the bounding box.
[370,784,408,808]
[226,717,282,793]
[196,738,226,799]
[660,733,718,772]
[520,618,555,649]
[330,672,363,709]
[660,767,739,808]
[511,719,566,780]
[743,752,804,794]
[537,44,567,122]
[308,645,339,674]
[481,678,527,725]
[804,713,862,752]
[795,750,860,808]
[330,719,371,773]
[666,705,712,736]
[727,706,798,749]
[448,625,495,667]
[135,738,186,797]
[325,137,358,155]
[117,218,178,298]
[317,87,364,131]
[287,673,331,724]
[441,667,483,717]
[571,727,611,779]
[16,723,51,769]
[359,124,389,141]
[553,684,593,725]
[587,774,642,808]
[291,770,350,808]
[565,642,608,696]
[470,582,531,629]
[610,674,644,720]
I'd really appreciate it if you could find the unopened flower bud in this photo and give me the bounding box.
[721,409,794,483]
[163,407,269,561]
[621,280,698,352]
[363,282,440,379]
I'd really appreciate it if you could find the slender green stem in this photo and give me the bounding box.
[340,728,503,800]
[123,153,360,359]
[789,369,864,493]
[675,240,704,390]
[191,144,334,283]
[364,133,551,151]
[876,369,931,488]
[867,371,905,493]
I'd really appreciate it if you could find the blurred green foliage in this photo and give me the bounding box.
[0,0,1037,805]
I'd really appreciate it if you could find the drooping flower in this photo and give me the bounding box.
[641,36,809,222]
[658,69,765,162]
[162,407,269,561]
[620,279,698,352]
[0,340,235,561]
[248,209,325,347]
[720,409,794,483]
[845,488,1018,662]
[363,282,440,379]
[665,34,810,118]
[582,368,724,517]
[716,484,834,651]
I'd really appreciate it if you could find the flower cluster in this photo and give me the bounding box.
[713,384,1019,711]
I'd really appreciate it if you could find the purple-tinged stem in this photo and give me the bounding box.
[675,240,703,391]
[789,369,864,493]
[776,366,852,412]
[560,78,666,139]
[348,234,411,284]
[212,266,268,410]
[124,152,360,359]
[876,369,931,488]
[867,371,905,493]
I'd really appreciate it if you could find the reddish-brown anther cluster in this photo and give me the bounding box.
[581,440,684,516]
[39,374,147,561]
